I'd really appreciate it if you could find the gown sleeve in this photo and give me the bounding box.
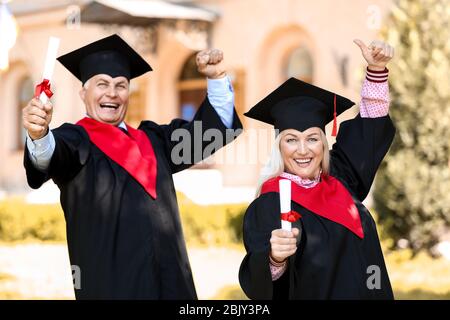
[138,97,242,174]
[239,192,301,300]
[23,124,90,188]
[330,114,396,201]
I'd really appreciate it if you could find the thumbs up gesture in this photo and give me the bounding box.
[353,39,394,71]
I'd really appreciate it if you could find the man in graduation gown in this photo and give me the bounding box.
[239,40,395,299]
[22,34,242,299]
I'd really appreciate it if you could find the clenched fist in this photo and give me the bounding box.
[354,39,394,71]
[196,49,226,79]
[23,98,53,140]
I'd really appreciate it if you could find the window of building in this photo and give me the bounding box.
[285,46,314,83]
[178,53,208,167]
[176,53,246,169]
[125,79,146,128]
[178,53,206,121]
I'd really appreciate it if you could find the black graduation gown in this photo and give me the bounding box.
[24,99,242,299]
[239,115,396,300]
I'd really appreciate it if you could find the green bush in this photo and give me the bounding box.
[0,194,248,246]
[177,193,247,246]
[0,199,66,242]
[374,0,450,252]
[212,285,248,300]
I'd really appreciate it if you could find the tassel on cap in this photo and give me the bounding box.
[331,94,337,137]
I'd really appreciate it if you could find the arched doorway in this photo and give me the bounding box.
[256,25,316,94]
[285,46,314,83]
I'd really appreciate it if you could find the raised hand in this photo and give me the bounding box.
[23,98,53,140]
[354,39,394,71]
[196,49,226,79]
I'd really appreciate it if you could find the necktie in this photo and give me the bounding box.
[119,127,129,136]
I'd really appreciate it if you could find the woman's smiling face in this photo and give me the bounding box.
[279,127,324,179]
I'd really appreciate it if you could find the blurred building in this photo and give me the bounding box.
[0,0,392,204]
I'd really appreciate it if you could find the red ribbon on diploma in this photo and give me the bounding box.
[281,210,302,223]
[35,79,53,99]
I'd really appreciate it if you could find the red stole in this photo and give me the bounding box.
[261,175,364,238]
[76,117,157,199]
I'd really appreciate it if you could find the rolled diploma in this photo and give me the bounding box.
[279,179,292,231]
[39,37,60,104]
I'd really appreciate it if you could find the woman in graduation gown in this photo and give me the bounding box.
[239,39,396,299]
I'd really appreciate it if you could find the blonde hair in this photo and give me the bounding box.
[255,129,330,197]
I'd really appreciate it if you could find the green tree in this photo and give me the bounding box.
[373,0,450,252]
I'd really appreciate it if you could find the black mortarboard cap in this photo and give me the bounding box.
[57,34,152,84]
[244,77,355,136]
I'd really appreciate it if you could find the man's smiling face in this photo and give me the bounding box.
[79,74,129,126]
